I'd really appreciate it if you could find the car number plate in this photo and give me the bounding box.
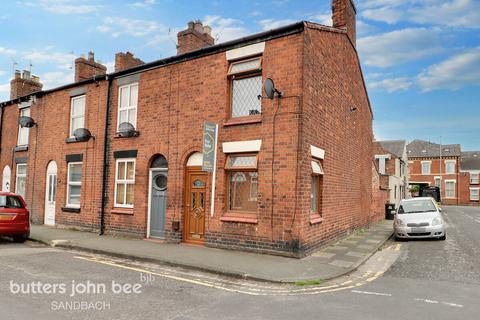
[411,227,426,233]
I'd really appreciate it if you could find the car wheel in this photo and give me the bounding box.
[13,235,27,243]
[395,235,404,242]
[439,234,446,241]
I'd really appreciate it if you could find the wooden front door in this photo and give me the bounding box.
[184,167,207,243]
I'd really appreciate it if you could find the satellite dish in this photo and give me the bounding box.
[264,78,283,99]
[73,128,92,142]
[19,116,35,128]
[118,122,138,138]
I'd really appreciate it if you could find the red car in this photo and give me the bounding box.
[0,192,30,243]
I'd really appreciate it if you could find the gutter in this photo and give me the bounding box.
[99,75,112,235]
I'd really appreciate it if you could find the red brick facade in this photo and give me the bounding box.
[0,2,379,257]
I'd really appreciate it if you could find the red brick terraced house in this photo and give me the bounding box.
[0,0,378,257]
[407,140,461,205]
[459,151,480,205]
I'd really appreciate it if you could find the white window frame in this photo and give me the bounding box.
[70,95,86,137]
[470,188,480,201]
[17,107,30,146]
[470,173,479,185]
[445,160,456,174]
[444,179,456,199]
[15,163,27,197]
[421,161,431,175]
[66,162,82,208]
[434,176,442,189]
[114,158,136,208]
[117,83,138,131]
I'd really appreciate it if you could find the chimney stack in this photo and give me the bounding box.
[176,20,215,55]
[332,0,357,47]
[114,52,145,72]
[10,69,43,100]
[74,51,107,82]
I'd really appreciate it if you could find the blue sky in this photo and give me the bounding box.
[0,0,479,150]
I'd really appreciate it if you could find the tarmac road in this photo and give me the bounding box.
[0,205,478,320]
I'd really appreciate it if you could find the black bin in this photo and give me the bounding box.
[385,203,395,220]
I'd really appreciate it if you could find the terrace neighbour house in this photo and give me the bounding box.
[407,139,461,205]
[459,151,480,205]
[0,0,380,257]
[374,140,409,209]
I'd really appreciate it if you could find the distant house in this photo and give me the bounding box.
[407,139,462,205]
[459,151,480,205]
[374,140,409,208]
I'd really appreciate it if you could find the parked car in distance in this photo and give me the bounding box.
[0,192,30,243]
[394,197,446,241]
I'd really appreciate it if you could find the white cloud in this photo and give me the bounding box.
[40,70,74,89]
[357,28,444,67]
[360,0,480,28]
[310,12,332,26]
[367,76,413,92]
[362,6,404,24]
[259,19,297,31]
[19,0,100,14]
[96,17,166,38]
[203,15,249,43]
[130,0,156,8]
[23,49,76,70]
[417,47,480,91]
[0,47,16,56]
[0,83,9,93]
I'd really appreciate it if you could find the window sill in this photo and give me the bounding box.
[220,212,258,224]
[309,213,324,225]
[114,132,140,139]
[61,207,80,213]
[65,137,86,144]
[15,146,28,152]
[223,115,262,127]
[111,207,134,215]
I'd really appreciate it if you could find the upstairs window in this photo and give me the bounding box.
[471,173,479,185]
[445,160,456,174]
[17,107,30,146]
[70,95,85,137]
[118,83,138,130]
[225,154,258,212]
[228,57,262,118]
[421,161,431,174]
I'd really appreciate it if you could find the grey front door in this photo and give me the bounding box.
[149,170,167,238]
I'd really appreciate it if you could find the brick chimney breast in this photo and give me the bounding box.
[74,51,107,82]
[332,0,357,47]
[177,20,215,55]
[10,69,43,100]
[114,52,145,72]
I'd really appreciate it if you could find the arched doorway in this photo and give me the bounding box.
[2,165,11,192]
[44,161,57,226]
[184,152,207,244]
[147,155,168,238]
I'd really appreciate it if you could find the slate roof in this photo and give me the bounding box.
[377,140,406,158]
[460,151,480,171]
[406,139,461,158]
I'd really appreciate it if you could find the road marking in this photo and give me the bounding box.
[73,255,380,296]
[442,302,463,308]
[415,298,463,308]
[352,290,392,296]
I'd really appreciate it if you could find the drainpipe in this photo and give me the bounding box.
[99,75,112,235]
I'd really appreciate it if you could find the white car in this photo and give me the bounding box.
[394,197,446,241]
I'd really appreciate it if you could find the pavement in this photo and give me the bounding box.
[29,219,393,283]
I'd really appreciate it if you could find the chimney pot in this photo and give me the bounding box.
[194,21,203,33]
[177,20,215,55]
[14,70,21,79]
[10,70,43,100]
[203,25,212,36]
[188,21,195,29]
[88,51,95,62]
[22,70,31,80]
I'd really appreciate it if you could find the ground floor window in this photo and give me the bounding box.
[470,188,479,201]
[15,164,27,198]
[225,154,258,212]
[445,180,456,198]
[67,162,82,207]
[310,160,324,215]
[115,159,136,208]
